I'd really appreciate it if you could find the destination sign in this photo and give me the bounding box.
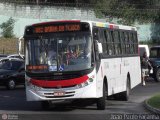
[34,24,81,33]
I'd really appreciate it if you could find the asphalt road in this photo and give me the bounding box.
[0,78,160,120]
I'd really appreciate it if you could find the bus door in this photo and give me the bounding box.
[92,27,104,91]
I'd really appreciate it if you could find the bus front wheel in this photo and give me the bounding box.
[96,84,106,110]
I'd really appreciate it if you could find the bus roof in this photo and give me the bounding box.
[89,21,137,31]
[27,20,137,31]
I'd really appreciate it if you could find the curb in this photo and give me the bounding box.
[144,99,160,114]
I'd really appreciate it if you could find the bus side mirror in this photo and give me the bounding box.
[94,40,102,54]
[97,42,103,54]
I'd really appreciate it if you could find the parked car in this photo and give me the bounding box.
[138,45,149,58]
[149,46,160,82]
[0,58,21,66]
[0,58,25,89]
[0,54,8,60]
[7,54,24,60]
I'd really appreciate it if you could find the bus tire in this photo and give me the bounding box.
[96,84,106,110]
[155,68,160,82]
[41,101,50,110]
[121,77,130,101]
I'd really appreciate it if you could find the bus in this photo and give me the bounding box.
[23,20,141,110]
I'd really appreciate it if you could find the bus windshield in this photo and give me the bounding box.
[26,32,92,72]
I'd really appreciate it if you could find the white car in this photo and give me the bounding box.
[138,45,149,58]
[0,54,8,60]
[7,54,24,60]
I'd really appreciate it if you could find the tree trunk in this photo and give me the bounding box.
[36,0,39,4]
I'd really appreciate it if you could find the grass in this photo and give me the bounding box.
[147,94,160,109]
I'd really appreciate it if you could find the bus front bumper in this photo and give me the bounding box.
[26,81,98,101]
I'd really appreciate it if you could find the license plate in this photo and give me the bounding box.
[54,91,65,96]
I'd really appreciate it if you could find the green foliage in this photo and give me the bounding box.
[0,17,15,38]
[92,0,160,44]
[93,0,160,25]
[151,23,160,44]
[139,40,153,45]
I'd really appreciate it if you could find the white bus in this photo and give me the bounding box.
[23,20,141,110]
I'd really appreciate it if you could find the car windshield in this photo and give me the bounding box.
[0,61,22,70]
[26,32,92,72]
[150,48,160,58]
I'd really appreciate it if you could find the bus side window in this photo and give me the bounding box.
[109,30,115,55]
[120,31,125,55]
[93,28,99,41]
[93,28,105,60]
[103,29,109,55]
[104,29,113,56]
[114,30,121,55]
[129,32,134,54]
[124,32,129,54]
[93,27,103,43]
[133,32,138,54]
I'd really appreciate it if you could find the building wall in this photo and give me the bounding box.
[0,3,152,41]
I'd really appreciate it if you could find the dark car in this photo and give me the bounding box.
[149,46,160,82]
[0,54,7,60]
[0,58,25,89]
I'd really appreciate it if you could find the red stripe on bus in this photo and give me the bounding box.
[30,75,89,88]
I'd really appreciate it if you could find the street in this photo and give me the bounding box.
[0,78,159,120]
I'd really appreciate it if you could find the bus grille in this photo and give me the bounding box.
[43,91,75,98]
[44,95,74,98]
[32,74,81,80]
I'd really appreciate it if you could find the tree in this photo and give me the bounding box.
[0,17,15,38]
[93,0,159,24]
[92,0,160,43]
[151,22,160,44]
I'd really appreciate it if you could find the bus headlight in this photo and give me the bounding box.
[26,78,42,91]
[26,81,42,91]
[34,86,42,91]
[29,84,42,91]
[77,77,94,88]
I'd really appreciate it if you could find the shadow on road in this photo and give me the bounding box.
[43,99,97,111]
[0,87,98,111]
[0,85,25,91]
[0,78,159,112]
